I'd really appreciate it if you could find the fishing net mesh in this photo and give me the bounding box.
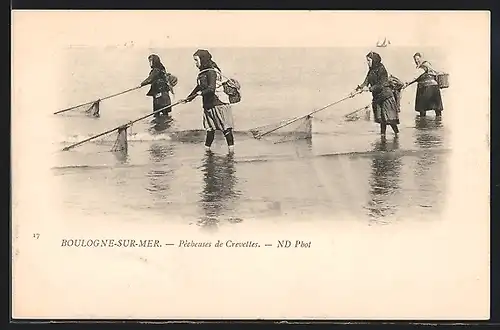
[250,115,313,144]
[111,126,128,153]
[62,100,101,117]
[344,105,371,122]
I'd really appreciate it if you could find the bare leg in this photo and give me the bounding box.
[380,123,387,136]
[205,130,215,151]
[224,128,235,153]
[390,124,399,135]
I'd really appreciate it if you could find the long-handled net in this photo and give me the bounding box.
[62,100,182,152]
[344,104,371,121]
[54,85,143,117]
[342,76,408,122]
[249,115,313,144]
[111,126,129,153]
[250,90,364,144]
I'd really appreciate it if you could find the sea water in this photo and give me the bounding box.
[52,46,450,227]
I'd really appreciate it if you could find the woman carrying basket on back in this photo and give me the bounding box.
[404,52,444,118]
[140,54,177,120]
[180,49,236,153]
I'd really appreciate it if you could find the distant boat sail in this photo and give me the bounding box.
[376,37,391,48]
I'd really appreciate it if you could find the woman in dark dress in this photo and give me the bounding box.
[355,51,400,137]
[405,52,443,118]
[140,54,172,119]
[180,49,235,153]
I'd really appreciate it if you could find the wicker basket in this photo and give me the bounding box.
[436,72,449,89]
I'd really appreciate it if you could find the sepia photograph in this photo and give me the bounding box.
[11,10,490,320]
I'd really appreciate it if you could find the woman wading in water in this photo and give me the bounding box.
[355,51,400,137]
[140,54,175,120]
[405,52,444,118]
[180,49,235,153]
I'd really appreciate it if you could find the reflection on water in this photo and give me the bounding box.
[414,116,444,149]
[198,152,241,229]
[146,143,176,203]
[149,115,174,134]
[364,116,447,220]
[366,136,402,219]
[412,116,446,210]
[55,116,450,224]
[149,143,175,162]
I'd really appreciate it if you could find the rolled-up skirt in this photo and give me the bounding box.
[203,104,234,132]
[372,96,400,125]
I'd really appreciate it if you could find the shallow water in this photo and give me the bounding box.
[52,47,451,228]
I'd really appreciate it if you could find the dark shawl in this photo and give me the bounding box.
[357,51,394,103]
[186,49,226,109]
[141,54,169,96]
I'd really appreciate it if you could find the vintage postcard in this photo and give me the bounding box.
[11,10,490,320]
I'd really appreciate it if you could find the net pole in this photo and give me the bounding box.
[342,83,409,119]
[62,100,182,151]
[255,90,364,139]
[54,85,143,115]
[344,104,370,118]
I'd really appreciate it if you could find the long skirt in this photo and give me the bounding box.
[372,96,400,125]
[415,84,443,112]
[153,92,171,115]
[393,89,402,112]
[203,104,234,132]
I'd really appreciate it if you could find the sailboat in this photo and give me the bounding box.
[376,37,391,48]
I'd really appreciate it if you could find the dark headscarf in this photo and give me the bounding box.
[148,54,166,71]
[193,49,221,71]
[413,52,424,68]
[366,51,382,70]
